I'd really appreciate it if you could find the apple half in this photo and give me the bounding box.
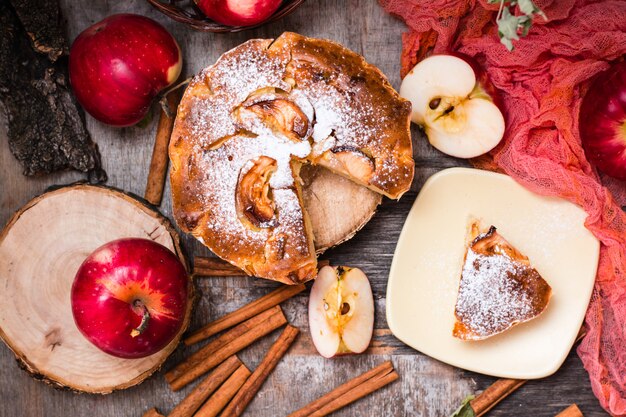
[308,265,374,358]
[400,54,505,158]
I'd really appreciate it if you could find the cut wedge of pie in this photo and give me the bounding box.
[453,224,552,341]
[169,32,413,285]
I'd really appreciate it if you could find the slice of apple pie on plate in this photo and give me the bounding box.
[386,168,599,379]
[453,223,552,341]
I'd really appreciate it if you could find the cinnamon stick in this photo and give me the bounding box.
[556,404,583,417]
[142,408,165,417]
[313,371,398,417]
[287,361,397,417]
[193,256,330,277]
[185,284,305,345]
[168,356,242,417]
[169,307,287,391]
[194,364,252,417]
[469,379,526,416]
[221,324,300,417]
[144,90,180,206]
[165,306,284,384]
[193,257,245,277]
[455,327,588,417]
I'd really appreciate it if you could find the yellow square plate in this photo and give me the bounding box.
[386,168,599,379]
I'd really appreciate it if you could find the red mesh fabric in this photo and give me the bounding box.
[379,0,626,414]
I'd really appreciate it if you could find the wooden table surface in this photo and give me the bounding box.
[0,0,611,416]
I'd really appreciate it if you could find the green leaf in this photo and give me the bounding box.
[518,16,533,36]
[497,6,520,49]
[518,0,547,20]
[536,8,547,20]
[500,36,514,51]
[518,0,538,15]
[498,7,520,41]
[491,0,547,51]
[450,395,476,417]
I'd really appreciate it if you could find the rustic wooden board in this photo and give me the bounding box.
[0,0,610,416]
[0,185,193,394]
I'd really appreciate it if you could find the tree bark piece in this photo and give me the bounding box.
[168,356,243,417]
[0,0,105,180]
[165,306,284,385]
[145,91,181,206]
[221,325,299,417]
[185,285,304,345]
[300,164,381,253]
[194,364,251,417]
[169,308,287,391]
[9,0,68,61]
[0,184,192,393]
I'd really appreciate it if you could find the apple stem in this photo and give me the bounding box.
[130,300,150,338]
[158,78,191,118]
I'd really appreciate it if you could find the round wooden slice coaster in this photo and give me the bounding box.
[0,184,193,394]
[300,165,382,253]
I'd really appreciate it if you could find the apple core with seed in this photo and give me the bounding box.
[308,266,374,358]
[400,54,505,159]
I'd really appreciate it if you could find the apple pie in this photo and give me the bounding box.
[169,32,413,284]
[453,224,552,341]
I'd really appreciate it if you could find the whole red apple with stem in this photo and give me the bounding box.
[71,238,189,359]
[580,61,626,180]
[69,14,182,127]
[196,0,282,27]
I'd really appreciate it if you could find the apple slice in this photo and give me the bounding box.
[308,265,374,358]
[400,54,505,158]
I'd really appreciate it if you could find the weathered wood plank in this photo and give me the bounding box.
[0,0,610,416]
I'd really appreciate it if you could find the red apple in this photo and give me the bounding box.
[196,0,282,27]
[580,61,626,179]
[71,238,189,359]
[399,54,505,158]
[69,14,182,127]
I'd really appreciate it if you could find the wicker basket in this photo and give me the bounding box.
[146,0,306,33]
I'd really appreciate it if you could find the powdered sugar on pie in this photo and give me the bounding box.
[453,225,552,341]
[169,32,413,284]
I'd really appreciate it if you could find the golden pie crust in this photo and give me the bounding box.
[169,32,413,284]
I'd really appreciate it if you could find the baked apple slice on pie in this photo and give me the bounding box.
[453,224,552,341]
